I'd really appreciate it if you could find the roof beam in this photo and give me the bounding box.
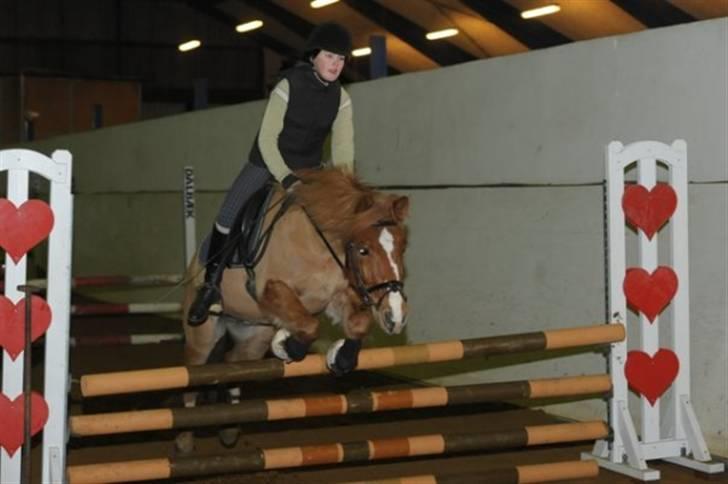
[609,0,695,28]
[459,0,571,49]
[184,0,297,58]
[236,0,377,79]
[0,36,252,52]
[342,0,476,66]
[239,0,313,39]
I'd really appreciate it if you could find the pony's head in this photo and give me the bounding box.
[346,194,409,334]
[295,169,410,335]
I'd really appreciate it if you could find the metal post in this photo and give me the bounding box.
[369,35,387,79]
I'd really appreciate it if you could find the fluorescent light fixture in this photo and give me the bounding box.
[178,40,201,52]
[521,4,561,19]
[236,20,263,33]
[352,47,371,57]
[311,0,339,8]
[426,28,458,40]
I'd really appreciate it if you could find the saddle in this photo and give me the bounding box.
[225,183,294,300]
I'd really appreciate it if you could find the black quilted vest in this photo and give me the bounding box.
[250,63,341,171]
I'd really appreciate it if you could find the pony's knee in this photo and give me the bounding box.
[345,311,373,339]
[261,280,293,308]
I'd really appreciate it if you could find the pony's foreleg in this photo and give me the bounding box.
[258,279,320,362]
[330,314,374,375]
[325,290,374,376]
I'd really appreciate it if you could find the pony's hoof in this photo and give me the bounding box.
[175,431,195,455]
[283,336,310,361]
[271,329,310,362]
[219,426,240,448]
[326,339,360,376]
[271,329,293,362]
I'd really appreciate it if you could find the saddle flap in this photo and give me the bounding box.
[230,183,275,267]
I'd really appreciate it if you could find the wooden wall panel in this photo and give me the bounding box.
[70,80,140,131]
[24,77,73,140]
[21,76,140,142]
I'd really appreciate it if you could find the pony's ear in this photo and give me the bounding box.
[355,194,375,213]
[391,196,410,222]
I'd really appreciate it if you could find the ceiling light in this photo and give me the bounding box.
[352,47,371,57]
[236,20,263,33]
[178,40,201,52]
[521,4,561,19]
[311,0,339,8]
[426,28,458,41]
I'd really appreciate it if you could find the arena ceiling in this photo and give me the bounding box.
[2,0,727,106]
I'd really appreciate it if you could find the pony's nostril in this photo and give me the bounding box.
[384,311,396,332]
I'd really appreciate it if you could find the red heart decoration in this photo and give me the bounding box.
[625,349,680,406]
[624,266,678,322]
[622,183,677,240]
[0,199,54,264]
[0,296,52,360]
[0,392,49,457]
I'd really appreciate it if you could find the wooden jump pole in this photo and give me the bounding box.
[80,323,625,397]
[0,273,182,291]
[341,460,600,484]
[70,374,611,437]
[66,421,608,483]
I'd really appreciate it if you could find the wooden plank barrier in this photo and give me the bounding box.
[70,374,611,437]
[340,460,600,484]
[66,421,608,483]
[80,323,625,397]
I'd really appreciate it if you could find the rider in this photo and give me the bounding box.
[187,22,355,325]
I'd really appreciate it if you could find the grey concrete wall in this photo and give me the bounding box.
[352,19,727,185]
[18,18,728,455]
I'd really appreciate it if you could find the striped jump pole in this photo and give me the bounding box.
[71,302,182,316]
[70,333,184,348]
[80,323,625,397]
[66,421,608,484]
[341,460,600,484]
[0,273,182,291]
[70,374,611,437]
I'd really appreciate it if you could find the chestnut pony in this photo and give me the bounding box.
[176,167,409,452]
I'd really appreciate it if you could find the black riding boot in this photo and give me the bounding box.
[188,226,229,326]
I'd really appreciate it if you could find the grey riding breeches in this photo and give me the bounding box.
[215,162,272,231]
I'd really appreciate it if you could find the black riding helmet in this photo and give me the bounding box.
[303,22,352,60]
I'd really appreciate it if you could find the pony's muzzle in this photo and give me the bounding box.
[383,311,407,335]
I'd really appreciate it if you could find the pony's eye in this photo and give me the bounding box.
[358,247,369,256]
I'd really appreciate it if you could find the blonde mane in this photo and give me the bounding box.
[293,168,393,241]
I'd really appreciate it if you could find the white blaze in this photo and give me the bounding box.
[379,228,404,326]
[379,228,400,279]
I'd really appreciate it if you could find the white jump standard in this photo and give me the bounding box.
[582,140,724,480]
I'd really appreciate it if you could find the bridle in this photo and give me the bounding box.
[345,221,406,309]
[305,211,406,309]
